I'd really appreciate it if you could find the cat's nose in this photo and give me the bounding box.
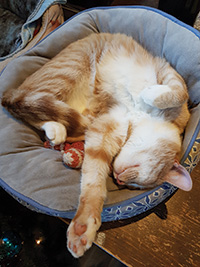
[113,171,125,185]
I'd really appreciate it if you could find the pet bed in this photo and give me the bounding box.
[0,6,200,222]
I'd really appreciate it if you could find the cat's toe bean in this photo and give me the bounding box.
[74,221,87,236]
[81,236,87,245]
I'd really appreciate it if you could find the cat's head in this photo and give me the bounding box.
[113,119,192,191]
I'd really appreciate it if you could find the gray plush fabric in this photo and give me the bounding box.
[0,7,200,214]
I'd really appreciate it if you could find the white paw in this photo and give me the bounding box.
[41,121,67,145]
[140,85,171,107]
[67,216,99,258]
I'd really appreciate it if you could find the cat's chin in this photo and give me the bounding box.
[113,177,153,190]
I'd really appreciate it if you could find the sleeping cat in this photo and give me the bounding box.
[1,32,192,258]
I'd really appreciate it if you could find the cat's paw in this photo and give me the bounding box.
[41,121,67,145]
[67,216,99,258]
[140,85,172,109]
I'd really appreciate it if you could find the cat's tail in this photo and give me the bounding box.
[1,88,89,137]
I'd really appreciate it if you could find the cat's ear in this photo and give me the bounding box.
[164,162,192,191]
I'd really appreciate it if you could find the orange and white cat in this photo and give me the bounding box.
[2,33,192,257]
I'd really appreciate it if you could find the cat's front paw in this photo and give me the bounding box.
[140,85,172,109]
[67,216,100,258]
[41,121,67,145]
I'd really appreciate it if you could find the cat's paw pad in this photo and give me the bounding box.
[140,85,172,108]
[42,121,67,145]
[67,217,98,258]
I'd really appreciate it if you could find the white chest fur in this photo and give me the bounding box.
[98,53,157,112]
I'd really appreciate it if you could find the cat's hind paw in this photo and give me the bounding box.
[140,85,172,109]
[42,121,67,145]
[67,217,99,258]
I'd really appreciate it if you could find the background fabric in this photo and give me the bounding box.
[0,0,67,61]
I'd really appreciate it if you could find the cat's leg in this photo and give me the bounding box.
[67,107,129,258]
[140,62,188,109]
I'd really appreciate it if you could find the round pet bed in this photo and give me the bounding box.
[0,6,200,222]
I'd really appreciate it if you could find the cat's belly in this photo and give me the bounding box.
[67,83,90,114]
[129,104,154,125]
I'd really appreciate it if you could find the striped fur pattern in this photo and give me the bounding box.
[2,33,191,257]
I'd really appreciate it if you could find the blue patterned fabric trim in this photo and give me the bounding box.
[101,183,177,222]
[182,129,200,172]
